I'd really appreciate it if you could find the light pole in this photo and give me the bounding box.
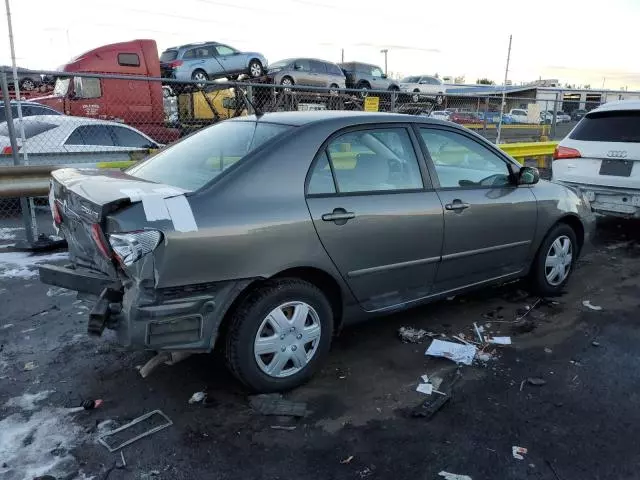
[380,49,388,75]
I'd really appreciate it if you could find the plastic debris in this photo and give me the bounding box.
[512,446,528,460]
[426,339,477,365]
[475,352,494,363]
[188,391,206,404]
[416,383,433,395]
[412,370,461,419]
[420,374,429,383]
[582,300,602,311]
[23,361,37,371]
[527,377,547,386]
[249,393,308,417]
[439,471,472,480]
[67,398,104,413]
[487,336,512,345]
[341,455,354,464]
[270,425,296,431]
[544,347,553,354]
[592,341,600,347]
[98,410,173,452]
[473,322,484,343]
[398,326,431,343]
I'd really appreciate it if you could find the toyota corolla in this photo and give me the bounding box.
[40,111,594,392]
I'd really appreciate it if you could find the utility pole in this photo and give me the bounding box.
[341,48,344,64]
[496,35,512,145]
[380,49,388,75]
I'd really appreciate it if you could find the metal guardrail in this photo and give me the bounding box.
[0,142,559,198]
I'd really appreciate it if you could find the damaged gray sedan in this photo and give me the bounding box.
[40,111,594,392]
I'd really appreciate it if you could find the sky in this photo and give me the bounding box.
[1,0,639,89]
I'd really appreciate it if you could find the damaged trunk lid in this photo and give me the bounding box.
[50,167,184,276]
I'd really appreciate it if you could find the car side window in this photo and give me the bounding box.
[109,126,155,148]
[216,45,236,56]
[327,64,343,76]
[307,152,337,195]
[419,129,512,189]
[65,125,114,146]
[321,128,423,193]
[28,106,59,116]
[371,67,383,77]
[294,59,310,71]
[310,61,327,73]
[183,49,196,59]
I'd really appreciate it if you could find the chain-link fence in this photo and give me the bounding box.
[0,69,606,247]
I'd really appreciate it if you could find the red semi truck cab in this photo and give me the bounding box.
[35,39,179,144]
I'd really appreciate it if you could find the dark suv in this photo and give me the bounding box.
[339,62,399,93]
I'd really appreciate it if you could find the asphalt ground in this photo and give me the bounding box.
[1,216,639,480]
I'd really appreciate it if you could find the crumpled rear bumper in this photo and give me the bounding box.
[558,181,640,218]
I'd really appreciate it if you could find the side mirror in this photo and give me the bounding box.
[518,166,540,185]
[381,73,387,79]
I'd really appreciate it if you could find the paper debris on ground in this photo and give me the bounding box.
[487,336,512,345]
[512,446,528,460]
[416,383,433,395]
[24,361,38,371]
[426,339,477,365]
[398,326,431,343]
[340,455,354,464]
[188,391,206,404]
[475,352,494,363]
[439,471,472,480]
[582,300,602,311]
[420,374,429,383]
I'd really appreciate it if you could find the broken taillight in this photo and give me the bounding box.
[52,200,62,225]
[553,146,581,160]
[108,230,162,267]
[91,224,112,260]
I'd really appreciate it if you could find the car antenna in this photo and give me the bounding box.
[238,87,263,117]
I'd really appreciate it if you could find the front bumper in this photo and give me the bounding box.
[558,181,640,218]
[38,263,253,352]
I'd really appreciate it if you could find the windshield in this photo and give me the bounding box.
[160,50,178,62]
[401,76,420,83]
[269,59,291,70]
[569,111,640,143]
[127,120,293,191]
[53,78,70,97]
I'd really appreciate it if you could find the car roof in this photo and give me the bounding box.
[231,110,458,128]
[591,100,640,113]
[9,115,154,132]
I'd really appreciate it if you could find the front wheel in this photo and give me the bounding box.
[224,279,333,392]
[249,59,264,78]
[412,90,420,103]
[529,223,578,295]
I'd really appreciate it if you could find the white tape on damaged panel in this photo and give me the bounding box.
[165,195,198,232]
[141,194,171,221]
[119,188,147,202]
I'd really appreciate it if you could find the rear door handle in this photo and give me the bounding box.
[322,208,355,223]
[445,200,470,211]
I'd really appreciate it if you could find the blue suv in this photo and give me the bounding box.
[160,42,267,82]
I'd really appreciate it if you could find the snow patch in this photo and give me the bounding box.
[0,227,22,241]
[47,286,75,297]
[0,251,68,279]
[5,390,54,411]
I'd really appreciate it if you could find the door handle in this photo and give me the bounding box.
[445,200,470,211]
[322,208,355,223]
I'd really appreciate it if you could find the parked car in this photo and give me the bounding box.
[338,62,399,94]
[449,112,482,124]
[429,110,451,121]
[40,111,593,392]
[265,58,346,91]
[0,101,62,123]
[0,115,160,161]
[399,75,446,104]
[508,109,540,124]
[552,100,640,218]
[571,109,587,121]
[160,42,267,82]
[543,111,571,123]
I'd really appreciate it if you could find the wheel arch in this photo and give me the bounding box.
[556,214,585,253]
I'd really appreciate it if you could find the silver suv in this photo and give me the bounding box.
[160,42,267,82]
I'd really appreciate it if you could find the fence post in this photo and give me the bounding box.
[245,84,254,115]
[482,96,489,134]
[0,71,35,245]
[551,92,559,139]
[390,90,396,113]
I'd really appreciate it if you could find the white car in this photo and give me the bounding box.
[541,111,571,124]
[0,115,160,165]
[399,75,446,104]
[508,108,537,124]
[552,100,640,218]
[429,110,451,121]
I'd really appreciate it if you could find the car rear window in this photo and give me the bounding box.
[0,120,57,139]
[127,121,293,191]
[160,50,178,62]
[569,110,640,143]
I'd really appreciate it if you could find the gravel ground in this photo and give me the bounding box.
[1,217,639,480]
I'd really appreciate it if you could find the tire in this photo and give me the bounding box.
[356,81,370,98]
[412,89,420,103]
[329,83,339,95]
[224,278,334,392]
[435,94,444,105]
[19,78,36,91]
[249,59,263,78]
[280,76,294,93]
[529,223,578,296]
[191,69,209,86]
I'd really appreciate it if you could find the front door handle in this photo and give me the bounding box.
[322,208,355,223]
[445,200,470,211]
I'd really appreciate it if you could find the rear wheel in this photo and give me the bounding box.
[356,81,370,98]
[412,89,420,103]
[191,69,209,87]
[435,94,444,105]
[329,83,340,95]
[19,77,36,91]
[225,278,333,392]
[529,223,578,295]
[280,76,294,93]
